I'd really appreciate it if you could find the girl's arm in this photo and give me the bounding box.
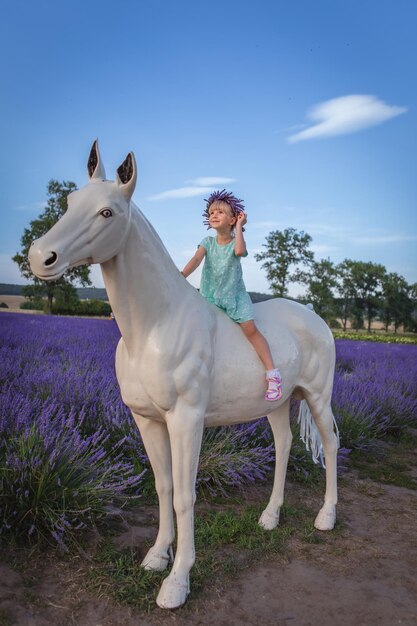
[234,212,247,256]
[181,245,206,278]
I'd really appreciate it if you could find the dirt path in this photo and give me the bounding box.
[1,473,416,626]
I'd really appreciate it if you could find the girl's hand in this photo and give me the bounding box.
[236,211,247,228]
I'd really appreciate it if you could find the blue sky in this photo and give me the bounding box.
[1,0,416,296]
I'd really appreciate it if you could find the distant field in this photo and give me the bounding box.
[0,295,45,314]
[0,292,408,332]
[0,295,26,310]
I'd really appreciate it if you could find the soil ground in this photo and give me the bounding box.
[1,463,416,626]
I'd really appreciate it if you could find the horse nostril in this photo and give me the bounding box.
[45,252,58,267]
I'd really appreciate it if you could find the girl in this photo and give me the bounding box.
[181,190,282,401]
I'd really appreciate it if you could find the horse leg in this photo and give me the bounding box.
[259,400,292,530]
[131,413,175,571]
[156,400,205,609]
[303,393,338,530]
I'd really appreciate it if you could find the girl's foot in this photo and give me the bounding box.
[265,369,282,401]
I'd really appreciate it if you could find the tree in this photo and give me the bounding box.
[54,282,80,310]
[335,259,357,331]
[255,228,314,297]
[349,261,386,332]
[381,273,413,333]
[408,283,417,332]
[302,258,338,323]
[13,180,91,314]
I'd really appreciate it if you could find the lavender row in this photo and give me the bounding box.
[1,313,416,546]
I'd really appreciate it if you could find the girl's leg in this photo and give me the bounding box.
[240,320,282,401]
[239,320,274,370]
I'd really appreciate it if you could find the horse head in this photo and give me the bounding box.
[29,140,137,281]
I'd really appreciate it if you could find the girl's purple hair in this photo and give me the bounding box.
[203,189,245,228]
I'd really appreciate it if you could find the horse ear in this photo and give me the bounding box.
[87,139,106,180]
[116,152,137,201]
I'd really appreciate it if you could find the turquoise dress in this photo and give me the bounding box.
[199,236,254,323]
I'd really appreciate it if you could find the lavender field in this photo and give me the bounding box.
[1,312,416,548]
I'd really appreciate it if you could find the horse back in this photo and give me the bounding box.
[205,298,334,425]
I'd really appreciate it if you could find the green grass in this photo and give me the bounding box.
[300,523,327,544]
[349,436,417,489]
[5,435,415,616]
[86,502,319,611]
[332,330,417,344]
[88,544,166,612]
[0,609,15,626]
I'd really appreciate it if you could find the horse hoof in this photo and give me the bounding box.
[156,574,190,609]
[141,547,170,572]
[258,509,280,530]
[314,505,336,531]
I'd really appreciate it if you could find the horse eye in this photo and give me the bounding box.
[100,208,112,218]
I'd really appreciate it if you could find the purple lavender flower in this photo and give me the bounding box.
[0,312,146,547]
[332,339,417,448]
[1,311,416,546]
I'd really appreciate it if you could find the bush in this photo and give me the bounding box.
[332,331,417,345]
[333,340,417,446]
[0,302,8,308]
[20,299,44,311]
[51,299,112,317]
[78,300,112,316]
[328,318,341,329]
[198,420,275,496]
[0,406,144,549]
[0,314,146,548]
[351,317,364,330]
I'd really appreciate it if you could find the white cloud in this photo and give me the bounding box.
[185,177,236,186]
[148,176,238,201]
[288,95,407,143]
[147,186,214,201]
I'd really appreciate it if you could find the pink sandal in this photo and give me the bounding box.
[265,371,282,402]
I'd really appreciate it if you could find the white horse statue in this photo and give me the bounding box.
[29,141,338,609]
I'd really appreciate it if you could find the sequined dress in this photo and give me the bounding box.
[199,236,253,323]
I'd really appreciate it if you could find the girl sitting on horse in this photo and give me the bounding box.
[181,190,282,401]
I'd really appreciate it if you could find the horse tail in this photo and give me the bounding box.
[297,400,340,468]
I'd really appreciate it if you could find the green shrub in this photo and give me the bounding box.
[332,331,417,345]
[20,299,44,311]
[0,302,9,308]
[328,318,341,329]
[78,300,112,316]
[51,299,111,317]
[0,421,143,550]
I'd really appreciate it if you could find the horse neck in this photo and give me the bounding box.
[100,204,188,353]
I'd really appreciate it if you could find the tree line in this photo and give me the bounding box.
[13,182,416,332]
[255,228,416,332]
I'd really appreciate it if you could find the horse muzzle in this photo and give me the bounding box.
[28,240,69,281]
